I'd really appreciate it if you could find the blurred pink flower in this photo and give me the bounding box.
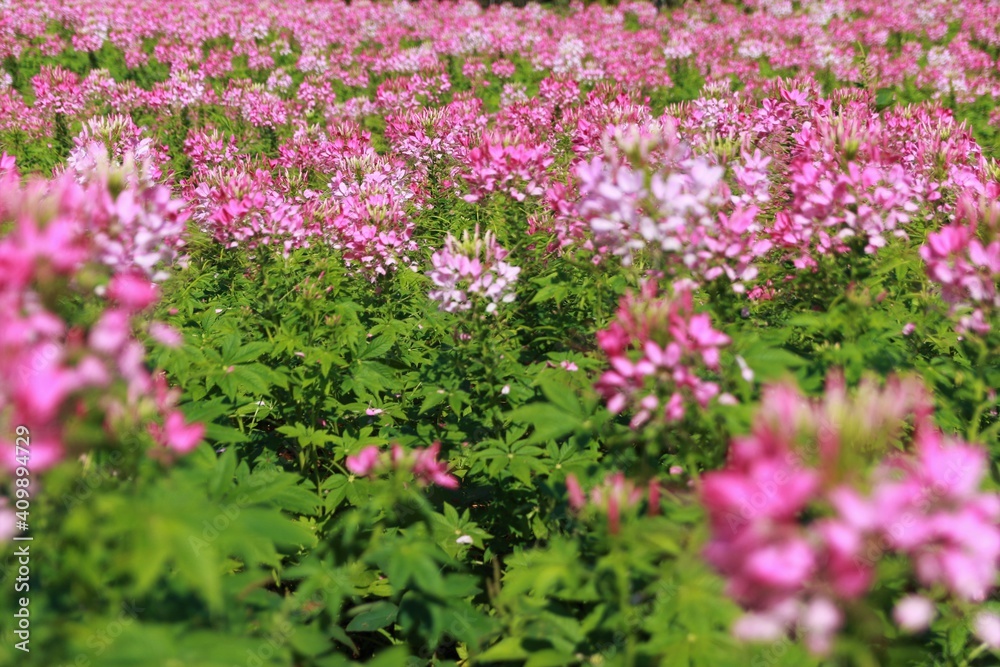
[346,446,381,476]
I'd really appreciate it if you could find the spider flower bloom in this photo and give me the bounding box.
[0,157,199,471]
[346,445,381,476]
[346,443,458,489]
[427,227,520,314]
[920,194,1000,332]
[576,121,768,292]
[701,375,1000,655]
[564,472,656,534]
[595,281,730,427]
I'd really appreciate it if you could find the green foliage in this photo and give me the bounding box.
[4,13,1000,667]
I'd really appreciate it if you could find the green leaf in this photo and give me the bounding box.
[346,601,399,632]
[419,389,448,414]
[525,649,578,667]
[477,638,530,662]
[539,378,583,416]
[289,625,333,657]
[507,403,582,444]
[228,341,271,365]
[359,334,395,360]
[203,423,249,444]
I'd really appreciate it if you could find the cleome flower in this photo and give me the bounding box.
[595,280,731,428]
[701,374,1000,655]
[426,226,520,314]
[346,442,458,489]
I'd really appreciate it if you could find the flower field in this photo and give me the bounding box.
[3,0,1000,664]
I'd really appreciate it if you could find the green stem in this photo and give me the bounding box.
[960,642,989,667]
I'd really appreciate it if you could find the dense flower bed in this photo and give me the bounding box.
[2,0,1000,665]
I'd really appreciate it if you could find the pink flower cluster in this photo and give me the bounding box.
[920,192,1000,333]
[186,123,422,279]
[460,131,554,204]
[701,375,1000,654]
[595,281,732,429]
[70,144,189,282]
[566,472,660,534]
[186,157,314,257]
[346,442,458,489]
[0,155,202,473]
[767,102,922,268]
[426,228,520,315]
[321,131,422,281]
[576,121,770,292]
[65,114,169,185]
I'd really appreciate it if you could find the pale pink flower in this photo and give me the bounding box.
[973,611,1000,649]
[893,595,935,633]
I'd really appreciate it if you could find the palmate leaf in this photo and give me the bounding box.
[78,448,320,614]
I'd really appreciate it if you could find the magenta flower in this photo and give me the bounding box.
[108,272,159,312]
[153,411,205,454]
[0,159,201,473]
[345,443,458,490]
[346,446,382,476]
[595,281,731,427]
[461,131,553,204]
[565,472,650,534]
[577,122,766,292]
[702,374,1000,655]
[148,322,183,348]
[411,442,459,489]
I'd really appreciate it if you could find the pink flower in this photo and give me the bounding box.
[89,310,132,354]
[427,227,519,314]
[346,446,381,476]
[744,537,816,589]
[732,611,787,643]
[149,322,183,348]
[565,472,646,533]
[973,611,1000,649]
[108,272,159,312]
[893,595,935,633]
[152,411,205,454]
[411,442,458,489]
[801,598,841,655]
[703,374,1000,654]
[566,474,586,510]
[595,282,732,430]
